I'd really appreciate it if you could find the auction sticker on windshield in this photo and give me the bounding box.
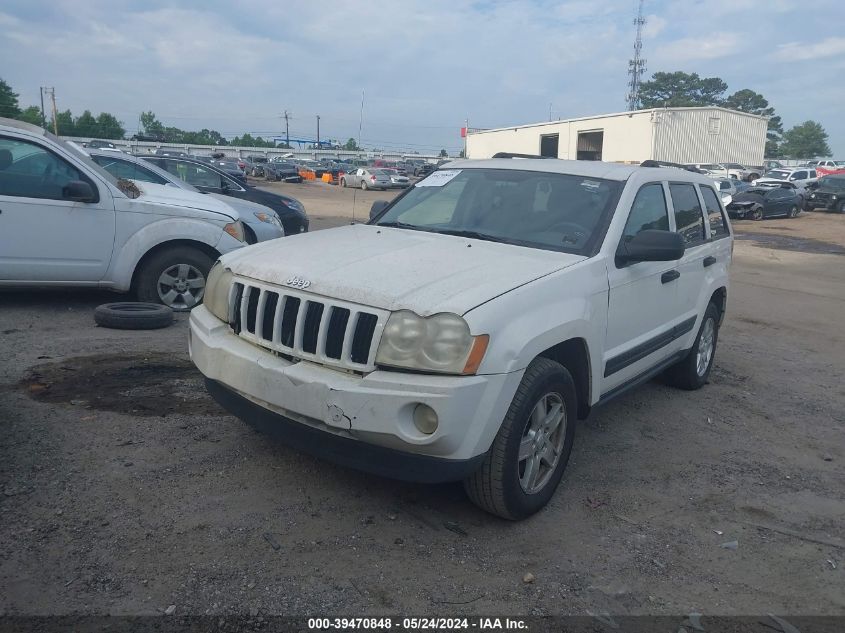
[416,170,462,187]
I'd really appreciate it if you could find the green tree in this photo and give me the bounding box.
[55,109,75,136]
[439,149,448,157]
[343,137,360,151]
[18,106,45,127]
[140,111,164,136]
[0,78,21,118]
[779,121,831,159]
[95,112,125,139]
[638,71,728,108]
[74,110,98,137]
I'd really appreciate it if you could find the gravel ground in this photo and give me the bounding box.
[0,210,843,618]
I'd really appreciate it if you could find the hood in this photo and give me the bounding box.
[732,192,764,204]
[219,224,583,315]
[206,193,275,220]
[133,182,238,220]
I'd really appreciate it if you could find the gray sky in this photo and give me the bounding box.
[2,0,843,155]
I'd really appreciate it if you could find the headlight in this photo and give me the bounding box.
[286,199,306,213]
[810,193,816,198]
[204,262,233,322]
[253,211,282,228]
[223,220,245,242]
[832,195,838,200]
[375,310,489,375]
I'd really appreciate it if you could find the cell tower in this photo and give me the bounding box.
[626,0,647,111]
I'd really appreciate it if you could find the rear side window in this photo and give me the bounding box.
[622,183,669,241]
[793,171,807,180]
[669,183,706,247]
[699,186,729,239]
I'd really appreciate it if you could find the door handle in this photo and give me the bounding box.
[661,270,681,284]
[703,256,717,267]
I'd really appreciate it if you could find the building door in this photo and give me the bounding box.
[577,130,603,161]
[539,134,559,158]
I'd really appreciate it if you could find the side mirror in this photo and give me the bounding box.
[617,229,685,266]
[369,200,390,220]
[62,180,96,202]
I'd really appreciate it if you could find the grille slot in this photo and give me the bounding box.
[230,281,383,371]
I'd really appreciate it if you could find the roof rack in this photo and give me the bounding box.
[492,152,554,160]
[640,159,705,173]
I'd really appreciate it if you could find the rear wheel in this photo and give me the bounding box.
[361,180,368,190]
[752,207,764,221]
[135,246,214,312]
[662,302,720,390]
[788,205,800,218]
[464,357,577,520]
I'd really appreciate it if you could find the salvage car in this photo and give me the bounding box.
[141,155,309,235]
[264,161,303,183]
[803,175,845,212]
[752,167,817,191]
[338,168,392,190]
[726,186,802,220]
[87,149,284,243]
[382,168,411,188]
[0,117,247,310]
[189,158,732,519]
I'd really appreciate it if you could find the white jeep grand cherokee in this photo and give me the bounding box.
[189,158,732,519]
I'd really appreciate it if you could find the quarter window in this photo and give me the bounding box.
[0,136,88,200]
[622,183,669,241]
[699,186,729,239]
[669,183,706,247]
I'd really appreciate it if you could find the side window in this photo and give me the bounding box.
[809,170,817,178]
[170,161,222,188]
[699,186,729,239]
[669,183,706,247]
[792,171,807,181]
[93,157,168,185]
[0,136,87,200]
[622,183,669,241]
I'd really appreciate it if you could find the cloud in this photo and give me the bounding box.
[651,33,743,64]
[774,37,845,61]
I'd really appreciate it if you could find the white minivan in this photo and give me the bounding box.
[0,118,248,310]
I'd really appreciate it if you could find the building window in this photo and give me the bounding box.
[707,117,721,134]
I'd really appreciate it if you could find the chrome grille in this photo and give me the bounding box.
[228,280,386,372]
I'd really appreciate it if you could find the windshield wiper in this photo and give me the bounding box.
[431,228,511,244]
[376,221,432,233]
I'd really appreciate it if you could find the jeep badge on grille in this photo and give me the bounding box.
[284,276,311,289]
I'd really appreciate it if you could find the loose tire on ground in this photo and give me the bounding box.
[464,357,577,520]
[94,302,173,330]
[662,302,720,390]
[135,246,214,312]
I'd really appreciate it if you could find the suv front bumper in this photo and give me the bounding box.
[189,306,522,480]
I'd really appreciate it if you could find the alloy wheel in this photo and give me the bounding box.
[696,317,716,377]
[157,263,205,310]
[518,392,567,495]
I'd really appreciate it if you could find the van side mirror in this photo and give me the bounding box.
[62,180,96,202]
[369,200,390,220]
[617,229,685,266]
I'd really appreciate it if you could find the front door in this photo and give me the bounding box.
[0,134,115,282]
[604,182,686,394]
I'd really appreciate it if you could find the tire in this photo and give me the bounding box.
[361,180,368,190]
[464,357,577,520]
[788,205,799,218]
[752,207,764,221]
[838,200,845,214]
[340,178,346,188]
[94,302,173,330]
[134,246,214,312]
[662,302,720,391]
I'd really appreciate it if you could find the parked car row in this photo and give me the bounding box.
[0,117,309,311]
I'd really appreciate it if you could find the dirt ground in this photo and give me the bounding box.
[0,206,843,618]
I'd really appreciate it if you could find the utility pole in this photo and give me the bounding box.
[316,115,320,150]
[283,110,290,148]
[39,87,46,128]
[42,87,58,135]
[626,0,647,111]
[357,90,364,152]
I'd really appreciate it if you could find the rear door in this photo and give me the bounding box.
[0,134,115,282]
[668,182,709,336]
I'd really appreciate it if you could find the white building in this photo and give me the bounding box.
[466,106,768,166]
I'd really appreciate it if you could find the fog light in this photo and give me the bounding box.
[412,404,439,435]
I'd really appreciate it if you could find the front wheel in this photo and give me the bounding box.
[752,207,764,221]
[464,358,577,520]
[838,200,845,214]
[135,246,214,312]
[662,302,720,390]
[340,178,346,188]
[361,180,368,190]
[788,205,800,218]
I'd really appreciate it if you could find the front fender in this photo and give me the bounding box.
[464,258,607,405]
[107,217,229,291]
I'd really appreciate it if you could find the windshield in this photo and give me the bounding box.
[764,170,789,180]
[373,168,623,255]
